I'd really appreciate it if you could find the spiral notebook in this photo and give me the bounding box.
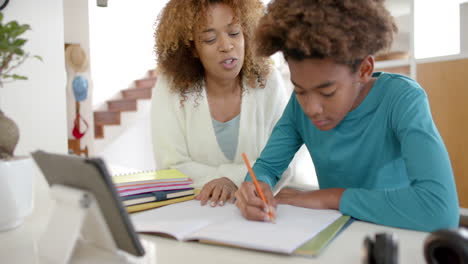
[112,169,190,186]
[110,168,195,213]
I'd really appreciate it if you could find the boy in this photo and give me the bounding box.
[235,0,459,232]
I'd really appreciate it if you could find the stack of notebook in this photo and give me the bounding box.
[112,169,195,213]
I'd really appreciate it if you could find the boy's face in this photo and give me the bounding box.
[288,57,373,131]
[193,3,245,83]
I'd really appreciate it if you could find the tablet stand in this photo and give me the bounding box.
[38,184,126,264]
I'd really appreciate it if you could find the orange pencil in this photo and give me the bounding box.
[241,153,275,223]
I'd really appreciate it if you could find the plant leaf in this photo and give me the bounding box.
[33,55,43,62]
[0,15,39,85]
[0,40,10,51]
[12,74,28,80]
[15,25,31,37]
[6,22,30,38]
[13,39,27,48]
[13,48,24,56]
[6,21,19,31]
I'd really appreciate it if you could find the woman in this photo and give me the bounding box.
[151,0,289,207]
[235,0,459,232]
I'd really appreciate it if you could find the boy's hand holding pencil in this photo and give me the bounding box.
[235,153,277,223]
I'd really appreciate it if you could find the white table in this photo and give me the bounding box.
[0,172,430,264]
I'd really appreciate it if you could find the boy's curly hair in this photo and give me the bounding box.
[155,0,270,103]
[256,0,397,71]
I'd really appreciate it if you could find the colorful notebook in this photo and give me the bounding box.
[126,195,195,213]
[113,169,193,197]
[118,183,193,197]
[117,179,193,190]
[113,169,189,186]
[122,188,195,206]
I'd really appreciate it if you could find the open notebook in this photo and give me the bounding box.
[131,200,344,255]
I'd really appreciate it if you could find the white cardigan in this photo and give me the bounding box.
[151,68,290,188]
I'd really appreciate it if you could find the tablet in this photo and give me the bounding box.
[32,150,145,257]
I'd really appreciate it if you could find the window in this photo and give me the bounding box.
[414,0,461,59]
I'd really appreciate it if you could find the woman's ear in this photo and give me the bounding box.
[357,55,375,83]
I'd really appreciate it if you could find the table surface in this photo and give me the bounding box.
[0,171,430,264]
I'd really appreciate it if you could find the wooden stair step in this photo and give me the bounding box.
[94,111,121,126]
[135,77,157,89]
[107,98,137,112]
[148,69,158,78]
[122,87,152,100]
[94,69,158,140]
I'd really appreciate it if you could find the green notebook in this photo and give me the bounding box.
[294,215,351,257]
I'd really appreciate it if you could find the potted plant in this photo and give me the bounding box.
[0,12,42,231]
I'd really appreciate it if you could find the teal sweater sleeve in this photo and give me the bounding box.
[339,83,459,231]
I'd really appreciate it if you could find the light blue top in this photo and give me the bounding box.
[246,72,459,232]
[212,115,240,161]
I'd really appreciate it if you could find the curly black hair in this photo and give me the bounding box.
[256,0,397,70]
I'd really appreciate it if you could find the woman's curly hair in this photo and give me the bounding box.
[256,0,397,71]
[155,0,270,103]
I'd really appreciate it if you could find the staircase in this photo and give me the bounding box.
[93,69,157,143]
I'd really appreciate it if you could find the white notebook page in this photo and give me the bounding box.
[131,200,237,240]
[131,200,341,254]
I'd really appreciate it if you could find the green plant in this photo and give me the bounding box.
[0,13,42,160]
[0,12,42,87]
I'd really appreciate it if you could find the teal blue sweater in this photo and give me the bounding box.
[246,72,459,232]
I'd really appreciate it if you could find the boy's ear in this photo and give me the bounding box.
[358,55,375,83]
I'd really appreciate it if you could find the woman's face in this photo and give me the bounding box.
[288,57,373,131]
[193,3,245,82]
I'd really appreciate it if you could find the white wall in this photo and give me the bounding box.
[88,0,168,108]
[414,0,460,59]
[98,101,155,172]
[0,0,67,156]
[63,0,95,154]
[461,2,468,53]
